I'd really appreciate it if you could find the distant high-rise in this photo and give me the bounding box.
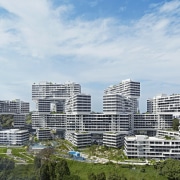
[0,99,29,114]
[147,94,180,116]
[65,94,91,114]
[104,79,140,113]
[32,81,81,113]
[0,99,29,128]
[103,94,133,114]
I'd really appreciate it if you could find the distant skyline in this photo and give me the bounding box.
[0,0,180,112]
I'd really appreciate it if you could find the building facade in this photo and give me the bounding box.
[124,135,180,159]
[103,132,128,148]
[147,94,180,116]
[104,79,140,113]
[0,129,29,145]
[133,114,173,130]
[65,94,91,114]
[32,81,81,114]
[65,131,92,148]
[0,99,29,129]
[32,113,132,133]
[0,99,29,114]
[37,128,52,141]
[103,94,133,114]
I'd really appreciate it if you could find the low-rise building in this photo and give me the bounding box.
[65,131,91,148]
[103,132,127,148]
[124,135,180,159]
[13,114,26,128]
[37,128,52,141]
[0,129,29,145]
[156,129,180,138]
[147,94,180,117]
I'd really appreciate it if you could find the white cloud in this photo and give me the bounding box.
[159,0,180,13]
[0,0,180,112]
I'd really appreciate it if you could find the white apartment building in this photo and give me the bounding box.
[104,79,140,97]
[37,128,52,140]
[103,132,128,148]
[65,131,92,148]
[103,94,133,114]
[0,99,29,114]
[156,129,180,138]
[133,114,173,130]
[0,99,29,129]
[13,114,26,128]
[124,135,180,159]
[32,113,131,133]
[32,112,132,143]
[32,82,81,114]
[65,94,91,114]
[104,79,140,113]
[32,81,81,100]
[147,94,180,116]
[0,129,29,145]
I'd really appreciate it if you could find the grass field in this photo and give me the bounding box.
[0,147,34,163]
[1,157,167,180]
[0,148,7,153]
[67,160,167,180]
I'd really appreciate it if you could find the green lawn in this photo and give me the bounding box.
[0,147,34,163]
[67,160,166,180]
[0,148,7,153]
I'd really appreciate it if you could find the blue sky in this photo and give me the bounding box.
[0,0,180,112]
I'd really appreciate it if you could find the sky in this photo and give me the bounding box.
[0,0,180,113]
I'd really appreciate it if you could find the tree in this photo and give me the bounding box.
[156,159,180,180]
[88,173,97,180]
[0,157,15,170]
[140,168,146,173]
[0,114,14,128]
[34,156,41,169]
[0,170,9,180]
[173,118,179,131]
[48,161,57,180]
[63,175,81,180]
[96,172,106,180]
[40,162,50,180]
[38,147,54,159]
[25,112,32,124]
[55,159,70,180]
[107,173,121,180]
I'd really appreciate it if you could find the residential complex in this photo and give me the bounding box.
[1,79,180,160]
[30,79,180,160]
